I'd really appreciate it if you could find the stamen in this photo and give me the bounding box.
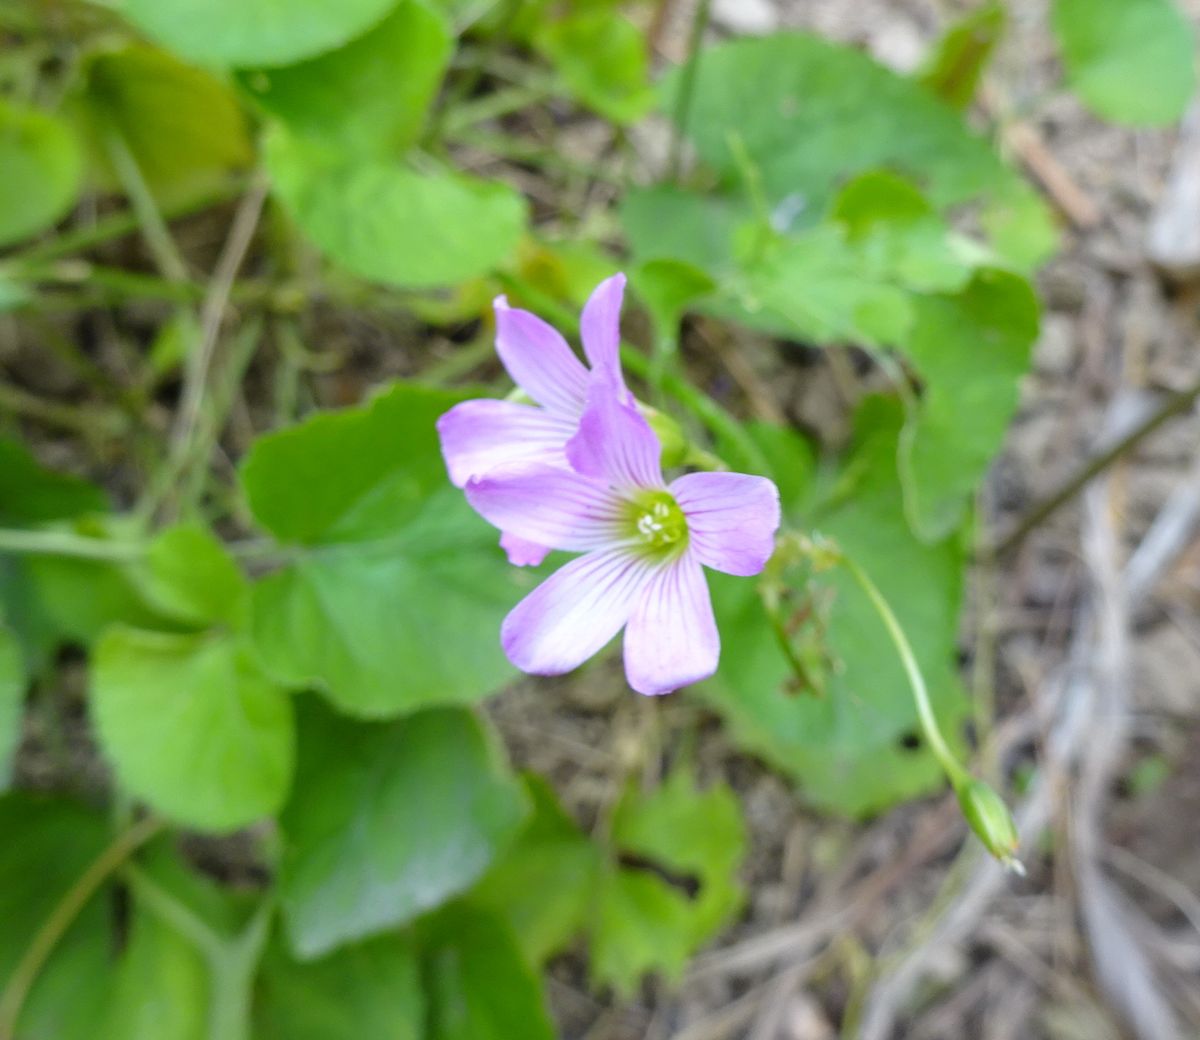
[625,491,688,557]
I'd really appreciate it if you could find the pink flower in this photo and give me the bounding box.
[464,381,781,696]
[437,273,628,567]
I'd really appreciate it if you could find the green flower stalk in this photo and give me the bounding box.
[807,536,1024,872]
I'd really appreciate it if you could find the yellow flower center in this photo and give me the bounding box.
[626,491,688,558]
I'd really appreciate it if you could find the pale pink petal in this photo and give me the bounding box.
[500,533,551,568]
[670,472,781,576]
[494,296,589,416]
[623,552,719,696]
[437,398,576,488]
[580,273,626,378]
[502,548,652,675]
[465,465,624,552]
[566,380,664,491]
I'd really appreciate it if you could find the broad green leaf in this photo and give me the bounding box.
[832,170,979,294]
[1,811,219,1040]
[622,175,983,349]
[621,188,913,346]
[1052,0,1195,126]
[420,904,555,1040]
[238,1,452,155]
[610,769,745,949]
[242,383,521,716]
[590,867,693,996]
[265,128,526,288]
[734,224,915,345]
[117,0,402,67]
[279,702,527,958]
[0,795,113,1040]
[0,438,106,525]
[255,932,423,1040]
[78,44,252,206]
[472,774,601,964]
[0,626,24,790]
[620,184,745,276]
[660,32,1055,269]
[135,838,261,940]
[139,523,248,628]
[590,768,746,995]
[13,553,167,651]
[100,909,208,1040]
[536,10,654,124]
[917,2,1006,109]
[900,269,1039,540]
[630,259,716,350]
[0,100,83,248]
[91,627,294,831]
[699,399,968,816]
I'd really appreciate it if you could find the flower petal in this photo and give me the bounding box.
[500,532,551,568]
[494,296,589,416]
[580,272,626,377]
[502,548,651,675]
[437,398,576,487]
[566,380,664,491]
[670,471,781,576]
[623,552,719,696]
[465,465,624,552]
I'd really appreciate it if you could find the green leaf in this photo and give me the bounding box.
[610,769,746,948]
[1052,0,1196,125]
[237,1,452,156]
[630,259,716,349]
[0,438,106,525]
[99,908,209,1040]
[472,774,601,964]
[0,626,24,790]
[0,99,83,248]
[278,701,527,958]
[139,523,248,628]
[590,867,693,996]
[78,44,253,206]
[917,2,1006,109]
[91,627,294,831]
[420,904,555,1040]
[255,932,423,1040]
[117,0,403,67]
[0,801,215,1040]
[699,399,968,816]
[265,128,526,288]
[536,10,654,124]
[734,224,915,346]
[0,795,113,1040]
[832,170,979,294]
[12,552,167,652]
[899,269,1039,540]
[590,768,746,995]
[659,32,1055,269]
[242,382,521,716]
[622,173,986,349]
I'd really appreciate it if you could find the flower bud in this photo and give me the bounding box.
[641,404,690,469]
[956,779,1022,871]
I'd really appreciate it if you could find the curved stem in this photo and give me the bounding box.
[0,816,165,1039]
[0,528,146,562]
[839,552,969,790]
